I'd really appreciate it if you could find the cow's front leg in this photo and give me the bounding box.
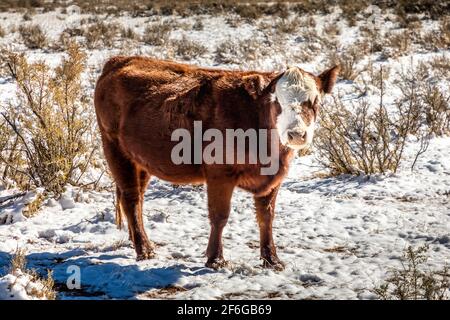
[254,186,284,271]
[205,179,235,269]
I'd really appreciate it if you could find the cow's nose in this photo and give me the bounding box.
[287,130,307,144]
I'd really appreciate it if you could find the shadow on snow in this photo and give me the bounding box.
[0,249,214,299]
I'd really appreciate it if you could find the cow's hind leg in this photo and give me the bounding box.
[205,179,235,269]
[254,186,284,271]
[103,138,154,260]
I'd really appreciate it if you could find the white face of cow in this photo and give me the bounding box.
[274,67,321,150]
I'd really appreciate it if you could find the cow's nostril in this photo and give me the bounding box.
[287,131,295,141]
[287,130,306,143]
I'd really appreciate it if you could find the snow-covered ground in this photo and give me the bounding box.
[0,6,449,299]
[0,138,449,299]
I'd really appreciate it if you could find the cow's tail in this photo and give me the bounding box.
[115,186,124,229]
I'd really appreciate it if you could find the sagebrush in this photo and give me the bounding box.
[374,245,450,300]
[0,44,99,196]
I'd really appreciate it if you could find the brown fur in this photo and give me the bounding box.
[94,56,338,269]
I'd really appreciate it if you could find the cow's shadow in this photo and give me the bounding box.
[0,249,214,299]
[143,180,205,201]
[283,174,378,196]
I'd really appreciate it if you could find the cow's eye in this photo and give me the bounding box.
[311,101,320,119]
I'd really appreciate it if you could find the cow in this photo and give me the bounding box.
[94,56,339,270]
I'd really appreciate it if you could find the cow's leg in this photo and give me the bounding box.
[254,186,284,270]
[102,138,154,260]
[205,179,235,269]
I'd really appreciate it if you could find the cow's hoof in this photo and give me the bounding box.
[205,257,229,270]
[136,243,156,261]
[261,256,285,271]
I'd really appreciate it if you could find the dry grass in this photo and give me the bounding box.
[22,192,45,218]
[145,285,188,298]
[10,248,27,272]
[9,248,56,300]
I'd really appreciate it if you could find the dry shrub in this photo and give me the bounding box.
[421,84,450,136]
[83,21,121,49]
[0,26,5,37]
[9,249,56,300]
[315,66,430,175]
[193,19,204,31]
[394,0,450,20]
[291,0,329,15]
[419,17,450,51]
[339,0,369,26]
[275,18,300,35]
[392,61,448,136]
[0,44,98,196]
[305,16,316,28]
[22,10,34,21]
[294,46,315,63]
[374,246,449,300]
[51,33,74,52]
[50,27,84,51]
[214,38,268,65]
[171,36,207,60]
[428,54,450,79]
[225,15,243,28]
[19,24,47,49]
[323,22,341,37]
[359,26,384,53]
[364,63,391,91]
[327,42,368,81]
[142,21,172,46]
[120,26,138,40]
[234,4,263,20]
[315,98,406,175]
[384,30,412,58]
[62,27,84,38]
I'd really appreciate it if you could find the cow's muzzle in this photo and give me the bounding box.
[286,130,307,147]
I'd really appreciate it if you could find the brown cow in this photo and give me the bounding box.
[94,56,339,270]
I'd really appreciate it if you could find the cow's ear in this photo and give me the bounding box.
[318,65,340,94]
[243,74,267,99]
[264,72,284,94]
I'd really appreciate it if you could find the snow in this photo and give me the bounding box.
[0,6,449,299]
[0,137,448,299]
